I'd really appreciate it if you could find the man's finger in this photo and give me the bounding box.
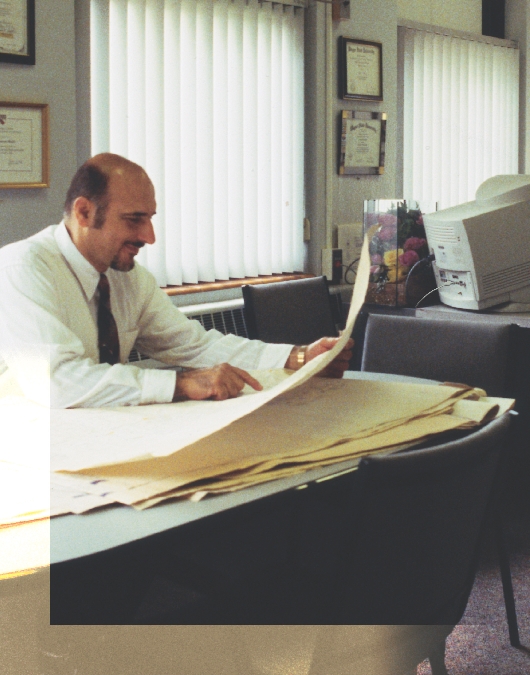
[212,385,230,401]
[319,336,341,349]
[232,367,263,391]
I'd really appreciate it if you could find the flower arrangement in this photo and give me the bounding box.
[364,200,435,306]
[367,203,428,285]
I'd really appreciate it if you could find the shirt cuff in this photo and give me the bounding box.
[257,343,294,370]
[139,368,177,404]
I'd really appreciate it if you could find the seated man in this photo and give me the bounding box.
[0,153,351,407]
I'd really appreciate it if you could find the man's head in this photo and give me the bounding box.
[64,153,156,273]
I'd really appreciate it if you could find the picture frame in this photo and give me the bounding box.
[339,36,383,101]
[0,0,35,65]
[339,110,386,175]
[0,102,49,188]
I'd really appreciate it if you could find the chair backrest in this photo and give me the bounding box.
[333,412,511,625]
[361,313,512,396]
[242,276,338,344]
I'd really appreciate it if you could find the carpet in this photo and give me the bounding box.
[418,510,530,675]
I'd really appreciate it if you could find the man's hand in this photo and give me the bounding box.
[307,336,354,378]
[286,336,353,378]
[173,363,263,401]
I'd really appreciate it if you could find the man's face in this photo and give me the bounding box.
[86,169,157,273]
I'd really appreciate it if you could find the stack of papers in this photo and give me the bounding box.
[50,377,511,512]
[1,396,50,526]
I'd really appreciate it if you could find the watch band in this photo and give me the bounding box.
[295,345,308,369]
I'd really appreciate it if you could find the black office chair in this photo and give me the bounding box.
[309,415,510,675]
[360,313,512,396]
[359,313,520,647]
[242,276,339,344]
[227,414,511,672]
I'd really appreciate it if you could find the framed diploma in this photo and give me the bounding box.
[0,0,35,64]
[0,102,49,188]
[339,36,383,101]
[339,110,386,175]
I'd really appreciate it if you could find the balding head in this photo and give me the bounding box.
[88,153,148,181]
[64,153,148,228]
[63,153,156,273]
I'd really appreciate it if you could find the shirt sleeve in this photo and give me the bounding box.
[133,273,293,372]
[0,258,177,409]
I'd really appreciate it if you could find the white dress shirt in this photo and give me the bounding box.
[0,223,292,408]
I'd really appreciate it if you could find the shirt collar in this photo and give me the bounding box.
[55,222,101,302]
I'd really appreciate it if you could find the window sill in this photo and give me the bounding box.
[162,273,313,296]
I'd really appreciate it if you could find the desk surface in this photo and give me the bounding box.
[1,371,437,576]
[416,302,530,327]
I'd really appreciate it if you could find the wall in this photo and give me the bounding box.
[331,1,399,230]
[398,0,482,33]
[506,0,530,173]
[0,1,77,246]
[305,0,399,276]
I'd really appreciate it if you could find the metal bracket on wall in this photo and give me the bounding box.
[332,0,350,21]
[308,0,350,20]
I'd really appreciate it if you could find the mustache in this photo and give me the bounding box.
[126,241,145,248]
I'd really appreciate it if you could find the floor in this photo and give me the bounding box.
[2,487,529,675]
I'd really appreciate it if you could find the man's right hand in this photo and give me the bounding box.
[173,363,263,401]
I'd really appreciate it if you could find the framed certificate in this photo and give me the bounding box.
[339,110,386,175]
[339,36,383,101]
[0,102,49,188]
[0,0,35,64]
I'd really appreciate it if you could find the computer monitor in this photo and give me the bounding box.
[423,175,530,311]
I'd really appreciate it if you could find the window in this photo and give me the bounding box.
[89,0,305,286]
[399,24,519,209]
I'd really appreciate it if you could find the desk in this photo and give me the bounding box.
[4,372,444,624]
[415,302,530,326]
[1,371,440,578]
[49,371,437,566]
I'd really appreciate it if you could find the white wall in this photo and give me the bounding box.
[305,0,399,275]
[506,0,530,174]
[332,0,399,227]
[0,1,77,246]
[398,0,482,33]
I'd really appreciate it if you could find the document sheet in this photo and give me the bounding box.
[51,380,509,510]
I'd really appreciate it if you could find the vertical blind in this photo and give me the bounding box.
[400,26,519,209]
[90,0,305,286]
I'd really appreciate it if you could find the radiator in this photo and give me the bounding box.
[180,298,248,337]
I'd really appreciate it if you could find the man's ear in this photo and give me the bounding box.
[72,196,94,228]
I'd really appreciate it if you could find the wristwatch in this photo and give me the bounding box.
[294,345,308,369]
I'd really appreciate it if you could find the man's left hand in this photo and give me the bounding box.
[284,337,353,377]
[305,336,354,378]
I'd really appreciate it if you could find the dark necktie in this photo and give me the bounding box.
[97,273,120,365]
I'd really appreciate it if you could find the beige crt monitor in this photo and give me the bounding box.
[423,175,530,311]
